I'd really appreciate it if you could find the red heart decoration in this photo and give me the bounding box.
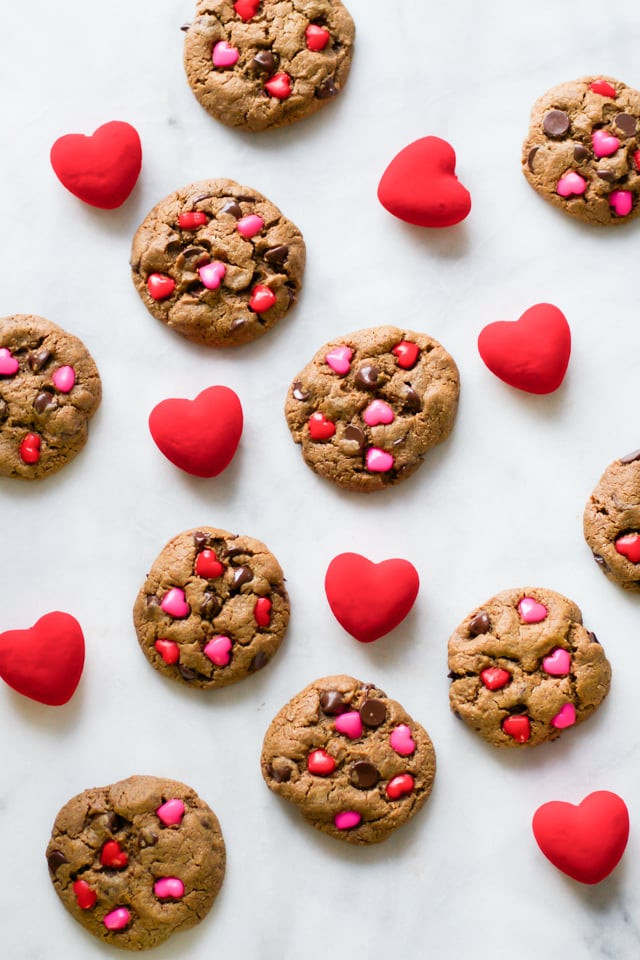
[377,136,471,228]
[0,612,84,706]
[478,303,571,394]
[50,121,142,210]
[532,791,629,884]
[148,386,243,478]
[100,840,129,869]
[325,553,419,643]
[615,533,640,563]
[308,412,336,440]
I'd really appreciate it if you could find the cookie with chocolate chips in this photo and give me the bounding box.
[522,76,640,225]
[46,775,225,951]
[583,449,640,590]
[130,178,305,347]
[285,326,459,492]
[183,0,355,132]
[448,588,611,748]
[261,675,436,844]
[0,314,101,480]
[133,527,289,688]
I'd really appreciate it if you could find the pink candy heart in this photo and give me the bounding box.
[156,798,185,826]
[390,724,416,756]
[161,588,190,619]
[52,365,76,393]
[518,597,548,623]
[334,811,362,830]
[542,647,571,676]
[334,711,363,739]
[213,40,239,67]
[556,172,587,197]
[154,877,185,900]
[551,702,576,729]
[363,399,395,426]
[103,908,131,931]
[365,448,395,472]
[0,348,19,376]
[592,128,620,158]
[325,346,353,375]
[199,261,227,290]
[610,190,633,217]
[237,214,264,238]
[203,635,232,666]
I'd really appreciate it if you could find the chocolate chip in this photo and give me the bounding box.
[355,365,379,390]
[194,531,211,549]
[269,764,291,783]
[573,144,591,162]
[543,109,570,138]
[527,147,539,172]
[105,812,124,833]
[178,664,199,681]
[592,553,608,569]
[139,829,158,847]
[200,592,221,619]
[469,611,490,636]
[615,113,637,137]
[249,651,269,672]
[359,698,387,727]
[180,22,190,31]
[219,200,242,219]
[350,762,380,789]
[316,77,338,99]
[225,544,245,559]
[596,169,616,182]
[146,594,160,607]
[252,51,276,74]
[620,448,640,464]
[231,317,250,331]
[403,385,422,414]
[344,424,366,453]
[292,380,310,401]
[28,349,51,372]
[588,630,601,644]
[0,398,7,421]
[33,390,57,414]
[231,565,253,589]
[320,690,348,715]
[264,245,289,270]
[47,850,67,873]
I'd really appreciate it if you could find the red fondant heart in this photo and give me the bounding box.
[50,121,142,210]
[478,303,571,394]
[148,386,243,478]
[377,136,471,228]
[532,791,629,884]
[615,533,640,563]
[325,553,419,643]
[0,612,84,706]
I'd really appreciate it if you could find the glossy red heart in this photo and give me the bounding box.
[325,553,419,643]
[615,533,640,563]
[149,386,243,478]
[532,791,629,884]
[478,303,571,394]
[0,612,85,706]
[378,136,471,228]
[50,121,142,209]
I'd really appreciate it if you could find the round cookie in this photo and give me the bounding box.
[46,775,225,951]
[448,588,611,748]
[133,526,289,688]
[522,76,640,225]
[130,178,305,347]
[261,674,436,844]
[285,326,459,492]
[583,449,640,590]
[0,315,101,479]
[183,0,355,132]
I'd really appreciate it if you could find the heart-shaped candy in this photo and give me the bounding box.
[592,128,620,158]
[52,366,75,393]
[551,702,576,729]
[160,588,190,619]
[615,532,640,563]
[249,285,276,313]
[502,714,531,742]
[73,880,97,910]
[19,433,41,464]
[590,80,617,98]
[308,412,336,440]
[480,667,511,690]
[518,596,548,623]
[237,214,264,238]
[147,273,175,301]
[195,550,224,579]
[478,304,571,395]
[334,711,363,739]
[149,385,243,478]
[265,73,292,99]
[198,261,226,290]
[392,341,420,369]
[50,121,142,209]
[179,211,208,229]
[154,878,185,900]
[325,553,419,643]
[203,635,232,666]
[378,136,471,228]
[532,791,629,883]
[234,0,260,19]
[610,190,633,217]
[556,171,587,197]
[307,749,336,776]
[0,612,84,706]
[325,346,353,375]
[213,41,239,68]
[390,724,416,756]
[155,639,180,665]
[365,448,394,473]
[306,24,330,51]
[0,347,19,376]
[542,648,571,676]
[363,400,394,426]
[100,840,128,869]
[156,798,185,826]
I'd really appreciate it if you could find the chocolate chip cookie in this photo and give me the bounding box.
[183,0,355,132]
[285,326,459,492]
[130,178,305,347]
[133,527,289,688]
[261,675,436,844]
[583,449,640,590]
[0,314,101,479]
[522,76,640,225]
[46,775,225,951]
[448,588,611,748]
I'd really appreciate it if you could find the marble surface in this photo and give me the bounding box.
[1,0,640,957]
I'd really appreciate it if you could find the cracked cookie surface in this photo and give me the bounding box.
[130,178,305,347]
[0,315,101,480]
[285,325,459,492]
[183,0,355,132]
[133,526,289,689]
[583,450,640,591]
[522,75,640,225]
[448,588,611,748]
[261,674,436,844]
[46,775,225,951]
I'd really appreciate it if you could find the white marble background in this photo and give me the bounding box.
[1,0,640,957]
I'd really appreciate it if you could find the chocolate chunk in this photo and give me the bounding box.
[269,764,291,783]
[33,390,57,414]
[231,317,250,331]
[231,565,253,589]
[592,553,608,568]
[588,630,601,644]
[224,544,245,559]
[28,349,51,373]
[596,169,616,182]
[619,448,640,464]
[146,594,159,607]
[264,245,289,270]
[252,51,276,74]
[543,109,570,138]
[316,77,338,99]
[573,144,591,162]
[292,380,310,401]
[527,147,539,172]
[350,761,380,789]
[194,530,211,549]
[344,424,365,453]
[615,113,637,137]
[249,651,269,672]
[359,698,387,727]
[180,22,190,31]
[403,385,422,413]
[320,690,348,715]
[47,849,67,874]
[355,365,379,390]
[219,200,242,219]
[469,611,490,636]
[178,664,199,681]
[139,828,158,847]
[0,398,7,421]
[200,592,221,619]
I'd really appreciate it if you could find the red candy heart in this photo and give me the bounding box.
[19,432,41,464]
[306,24,330,51]
[502,715,531,743]
[325,553,420,643]
[532,791,629,884]
[386,774,414,800]
[0,612,84,706]
[615,533,640,563]
[178,211,208,229]
[589,80,617,98]
[392,341,420,369]
[264,73,292,99]
[147,273,176,301]
[249,285,276,313]
[378,136,471,228]
[234,0,260,19]
[478,303,571,394]
[308,412,336,440]
[154,639,180,665]
[480,667,510,691]
[50,121,142,210]
[73,880,97,910]
[195,549,224,579]
[100,840,129,869]
[307,749,336,776]
[254,597,272,627]
[148,385,243,478]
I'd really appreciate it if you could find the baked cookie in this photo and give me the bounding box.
[448,588,611,748]
[583,449,640,590]
[261,674,436,844]
[285,326,459,492]
[522,76,640,225]
[0,315,101,479]
[130,178,305,347]
[46,775,225,951]
[183,0,355,132]
[133,526,289,688]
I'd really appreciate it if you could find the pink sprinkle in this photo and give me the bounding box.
[556,172,587,197]
[199,261,226,290]
[212,40,239,68]
[518,597,548,623]
[237,214,264,238]
[551,702,576,729]
[365,447,394,472]
[154,877,185,900]
[389,724,416,756]
[156,798,185,826]
[592,128,620,158]
[334,711,363,739]
[0,347,19,376]
[203,635,232,666]
[610,190,633,217]
[160,588,190,619]
[103,907,131,931]
[325,346,353,375]
[363,399,395,426]
[334,811,362,830]
[542,648,571,676]
[52,365,76,393]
